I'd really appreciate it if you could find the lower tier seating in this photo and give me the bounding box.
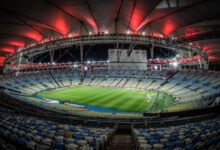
[0,107,115,150]
[133,118,220,150]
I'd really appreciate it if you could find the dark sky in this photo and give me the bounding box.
[33,44,176,63]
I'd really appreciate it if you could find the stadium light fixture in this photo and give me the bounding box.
[84,66,88,70]
[142,32,146,36]
[104,30,109,34]
[171,61,179,67]
[68,34,72,37]
[87,60,91,64]
[73,64,78,68]
[89,32,92,35]
[107,60,110,63]
[127,30,131,34]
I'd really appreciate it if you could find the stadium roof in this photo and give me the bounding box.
[0,0,220,66]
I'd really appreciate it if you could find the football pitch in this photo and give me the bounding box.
[37,86,175,112]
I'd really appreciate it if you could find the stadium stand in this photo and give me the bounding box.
[0,106,115,150]
[133,118,220,150]
[0,69,219,112]
[0,69,220,149]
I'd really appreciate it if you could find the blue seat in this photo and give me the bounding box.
[175,140,185,147]
[185,144,194,150]
[53,141,64,149]
[16,136,27,145]
[149,138,159,144]
[165,142,175,149]
[89,140,96,149]
[74,135,84,140]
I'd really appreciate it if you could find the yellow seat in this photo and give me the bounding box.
[64,131,74,138]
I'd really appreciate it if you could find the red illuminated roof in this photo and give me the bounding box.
[0,0,219,65]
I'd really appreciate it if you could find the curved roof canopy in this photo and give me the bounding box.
[0,0,220,66]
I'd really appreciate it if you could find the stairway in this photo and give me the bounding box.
[107,125,134,150]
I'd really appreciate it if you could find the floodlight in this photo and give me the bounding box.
[104,30,109,34]
[172,62,178,67]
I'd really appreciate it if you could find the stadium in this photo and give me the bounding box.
[0,0,220,149]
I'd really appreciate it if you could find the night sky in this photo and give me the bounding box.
[33,44,177,63]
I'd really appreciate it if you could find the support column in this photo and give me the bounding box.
[204,54,209,70]
[198,55,202,69]
[18,52,23,72]
[50,50,54,64]
[116,36,120,62]
[80,44,84,63]
[150,44,154,59]
[188,51,192,68]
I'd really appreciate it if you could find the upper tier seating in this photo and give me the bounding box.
[0,69,219,111]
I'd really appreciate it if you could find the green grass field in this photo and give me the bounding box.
[37,86,175,112]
